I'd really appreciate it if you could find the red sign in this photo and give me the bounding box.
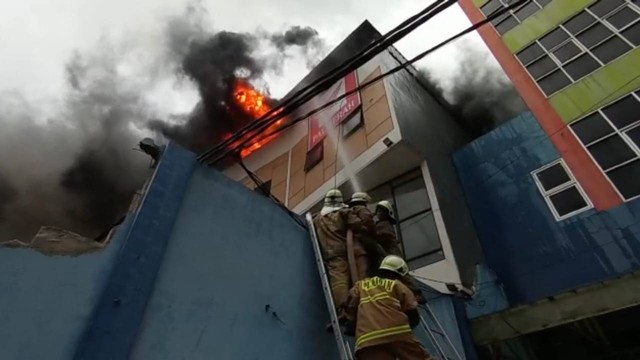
[308,71,361,150]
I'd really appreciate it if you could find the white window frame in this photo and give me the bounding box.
[481,0,550,35]
[569,90,640,202]
[515,0,640,97]
[531,159,593,221]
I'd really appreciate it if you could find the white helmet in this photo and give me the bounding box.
[348,192,371,205]
[376,200,395,219]
[379,255,409,276]
[321,189,345,215]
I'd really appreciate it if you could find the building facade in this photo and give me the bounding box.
[224,21,483,294]
[456,0,640,358]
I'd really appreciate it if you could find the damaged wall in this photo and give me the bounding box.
[0,215,134,360]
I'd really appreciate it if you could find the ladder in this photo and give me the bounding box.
[419,303,464,360]
[306,213,355,360]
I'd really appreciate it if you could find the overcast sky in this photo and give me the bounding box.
[0,0,493,109]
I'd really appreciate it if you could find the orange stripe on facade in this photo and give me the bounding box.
[457,0,622,211]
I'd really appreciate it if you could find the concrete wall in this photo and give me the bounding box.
[454,112,640,305]
[131,149,337,359]
[0,216,132,360]
[384,46,483,287]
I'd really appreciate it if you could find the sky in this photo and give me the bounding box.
[0,0,493,107]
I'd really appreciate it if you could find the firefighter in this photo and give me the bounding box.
[345,255,432,360]
[346,192,385,278]
[374,200,426,305]
[374,200,403,257]
[314,189,368,321]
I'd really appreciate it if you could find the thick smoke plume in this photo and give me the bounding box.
[0,3,325,241]
[420,40,526,137]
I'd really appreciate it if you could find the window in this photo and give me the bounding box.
[516,0,640,96]
[304,142,323,171]
[532,160,592,220]
[481,0,551,35]
[342,111,363,138]
[570,92,640,200]
[355,169,444,269]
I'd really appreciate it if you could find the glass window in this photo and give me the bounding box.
[592,36,632,64]
[607,159,640,199]
[400,212,441,260]
[538,69,571,95]
[588,0,626,18]
[571,93,640,201]
[588,135,637,170]
[571,112,614,144]
[517,42,545,64]
[564,53,600,80]
[514,2,540,21]
[496,16,519,34]
[549,186,589,217]
[576,23,613,48]
[343,111,363,138]
[532,160,591,220]
[536,163,571,191]
[606,6,639,29]
[540,28,570,50]
[602,95,640,129]
[564,11,597,34]
[552,41,582,63]
[627,125,640,148]
[527,55,557,79]
[481,0,502,16]
[622,22,640,45]
[394,177,430,220]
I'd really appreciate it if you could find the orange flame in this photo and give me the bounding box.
[231,80,283,157]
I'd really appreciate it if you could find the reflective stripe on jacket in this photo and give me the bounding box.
[346,276,419,351]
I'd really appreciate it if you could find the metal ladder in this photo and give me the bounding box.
[419,303,464,360]
[306,213,355,360]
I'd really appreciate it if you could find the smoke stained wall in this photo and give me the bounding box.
[0,3,325,242]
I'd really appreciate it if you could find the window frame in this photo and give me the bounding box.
[569,91,640,201]
[514,0,640,97]
[481,0,550,35]
[531,159,593,221]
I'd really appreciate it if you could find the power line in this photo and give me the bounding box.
[198,0,457,162]
[202,0,529,165]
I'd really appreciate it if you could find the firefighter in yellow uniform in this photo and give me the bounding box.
[345,255,432,360]
[374,200,426,305]
[374,200,403,257]
[347,192,386,277]
[314,189,371,321]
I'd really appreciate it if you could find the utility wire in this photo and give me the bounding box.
[198,0,458,162]
[203,0,529,165]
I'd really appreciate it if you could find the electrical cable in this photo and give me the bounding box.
[202,0,529,165]
[198,0,458,162]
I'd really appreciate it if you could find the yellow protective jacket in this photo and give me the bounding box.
[376,219,403,257]
[314,208,368,259]
[345,276,420,351]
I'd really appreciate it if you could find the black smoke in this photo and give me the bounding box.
[419,41,527,137]
[150,7,325,152]
[0,3,326,242]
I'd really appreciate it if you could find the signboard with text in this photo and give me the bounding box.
[307,71,361,150]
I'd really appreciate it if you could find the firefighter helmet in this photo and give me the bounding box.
[379,255,409,276]
[376,200,395,219]
[324,189,343,204]
[348,192,371,205]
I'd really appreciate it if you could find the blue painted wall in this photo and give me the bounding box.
[0,215,133,360]
[454,112,640,305]
[130,153,337,359]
